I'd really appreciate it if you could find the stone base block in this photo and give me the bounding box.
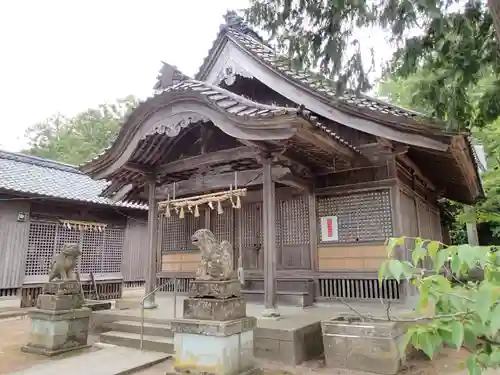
[37,293,83,311]
[43,280,81,295]
[171,316,257,337]
[173,329,255,375]
[189,279,241,299]
[183,297,246,321]
[24,307,91,356]
[321,317,406,375]
[254,321,323,365]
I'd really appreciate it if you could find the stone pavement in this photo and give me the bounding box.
[6,347,170,375]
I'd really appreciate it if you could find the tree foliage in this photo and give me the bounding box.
[378,69,500,240]
[245,0,498,131]
[24,96,138,165]
[381,238,500,374]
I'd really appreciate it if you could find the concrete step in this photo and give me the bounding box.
[100,331,174,353]
[107,320,173,337]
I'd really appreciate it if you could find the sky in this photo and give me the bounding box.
[0,0,392,152]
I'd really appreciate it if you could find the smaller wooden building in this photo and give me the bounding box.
[81,12,484,310]
[0,151,148,305]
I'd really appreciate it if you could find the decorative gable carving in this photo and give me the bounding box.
[205,43,254,86]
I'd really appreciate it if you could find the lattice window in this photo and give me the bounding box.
[25,222,57,276]
[210,209,233,244]
[317,190,393,243]
[163,215,186,251]
[80,230,104,274]
[102,228,125,273]
[240,203,263,248]
[26,220,125,276]
[278,196,310,245]
[163,212,205,252]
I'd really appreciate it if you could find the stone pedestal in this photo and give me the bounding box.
[321,316,406,375]
[170,278,258,375]
[22,281,91,356]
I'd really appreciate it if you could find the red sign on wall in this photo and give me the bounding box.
[320,216,339,242]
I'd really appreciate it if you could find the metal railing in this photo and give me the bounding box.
[140,276,178,350]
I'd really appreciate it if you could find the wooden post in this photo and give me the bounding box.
[262,159,280,317]
[308,192,318,272]
[144,179,158,309]
[465,205,479,246]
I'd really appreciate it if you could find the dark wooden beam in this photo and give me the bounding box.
[278,172,312,192]
[123,162,154,175]
[155,166,311,199]
[297,127,359,161]
[156,147,260,176]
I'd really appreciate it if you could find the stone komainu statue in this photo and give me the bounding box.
[191,229,235,280]
[48,243,82,282]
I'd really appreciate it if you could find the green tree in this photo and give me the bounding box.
[24,95,138,165]
[377,71,500,241]
[245,0,498,131]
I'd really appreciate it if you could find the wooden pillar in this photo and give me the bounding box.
[465,205,479,246]
[144,179,158,309]
[308,192,318,272]
[262,159,279,317]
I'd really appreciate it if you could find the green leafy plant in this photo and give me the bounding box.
[379,237,500,375]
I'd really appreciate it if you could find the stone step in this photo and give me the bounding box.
[107,320,173,337]
[100,331,174,353]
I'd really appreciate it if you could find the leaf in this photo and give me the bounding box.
[475,282,494,323]
[412,245,426,266]
[451,255,462,276]
[450,321,464,350]
[489,304,500,333]
[466,356,482,375]
[417,332,437,359]
[378,261,388,284]
[489,350,500,366]
[457,244,477,269]
[387,259,404,281]
[427,240,440,258]
[434,248,449,273]
[463,325,478,349]
[386,237,405,257]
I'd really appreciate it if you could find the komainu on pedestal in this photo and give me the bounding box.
[170,229,258,375]
[22,243,92,356]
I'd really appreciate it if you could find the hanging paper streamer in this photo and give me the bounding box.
[158,188,247,219]
[60,220,107,232]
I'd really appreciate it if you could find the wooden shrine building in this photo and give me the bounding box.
[0,150,148,306]
[81,12,484,310]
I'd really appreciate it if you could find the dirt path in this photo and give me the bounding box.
[0,316,99,374]
[133,347,485,375]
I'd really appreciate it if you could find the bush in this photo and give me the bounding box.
[380,238,500,375]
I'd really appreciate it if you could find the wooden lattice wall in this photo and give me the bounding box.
[316,189,393,243]
[162,211,206,252]
[25,220,125,279]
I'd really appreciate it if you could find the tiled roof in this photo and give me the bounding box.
[0,151,146,209]
[81,79,361,170]
[163,79,360,153]
[196,12,451,135]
